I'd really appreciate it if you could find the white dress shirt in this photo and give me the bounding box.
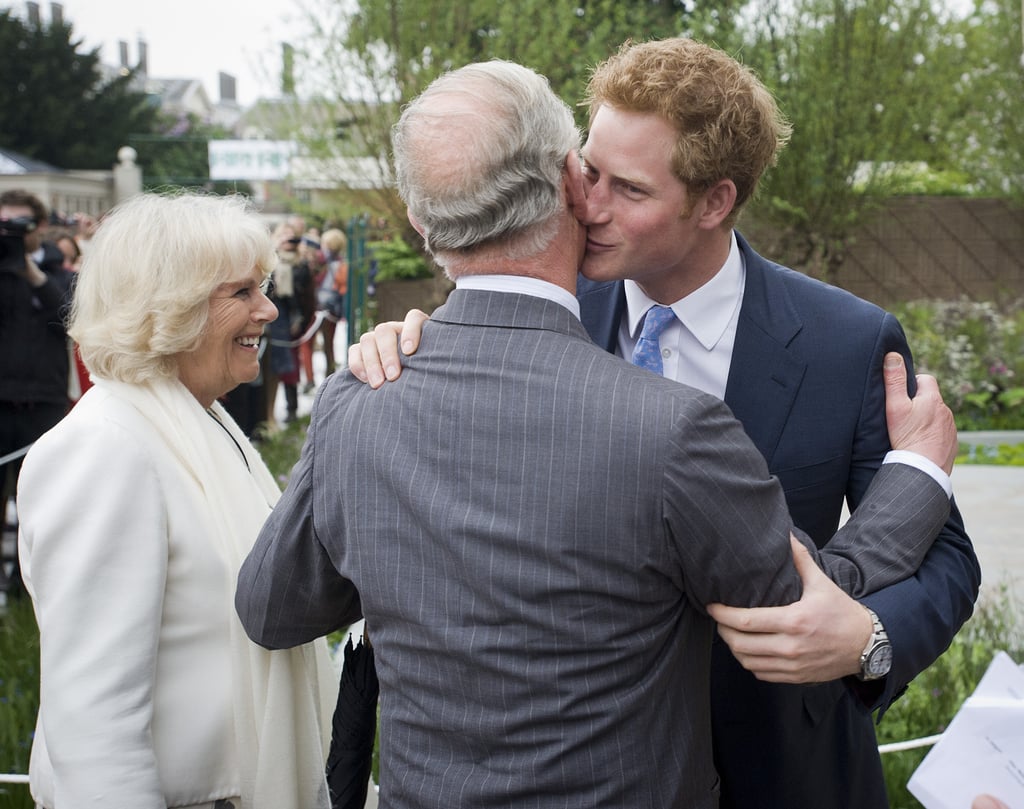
[619,232,744,399]
[456,274,581,318]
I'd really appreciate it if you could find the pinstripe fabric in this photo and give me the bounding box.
[237,289,949,809]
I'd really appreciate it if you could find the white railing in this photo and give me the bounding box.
[0,734,944,788]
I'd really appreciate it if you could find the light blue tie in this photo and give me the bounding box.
[631,305,677,375]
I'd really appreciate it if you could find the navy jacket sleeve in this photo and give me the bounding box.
[848,313,980,714]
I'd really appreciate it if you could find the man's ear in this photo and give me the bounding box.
[563,151,587,219]
[698,179,737,230]
[407,209,425,237]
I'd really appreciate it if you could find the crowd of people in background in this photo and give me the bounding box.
[218,212,352,438]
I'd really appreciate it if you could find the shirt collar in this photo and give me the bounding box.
[624,231,744,350]
[455,274,581,319]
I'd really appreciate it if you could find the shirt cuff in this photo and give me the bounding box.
[883,450,952,499]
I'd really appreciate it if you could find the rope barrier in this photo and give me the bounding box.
[0,444,32,469]
[266,310,329,349]
[877,733,943,754]
[0,733,944,787]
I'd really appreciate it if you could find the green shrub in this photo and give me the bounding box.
[958,442,1024,466]
[0,597,39,809]
[879,585,1023,808]
[894,299,1024,430]
[369,238,433,282]
[256,415,311,485]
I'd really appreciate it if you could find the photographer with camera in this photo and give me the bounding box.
[1,189,74,596]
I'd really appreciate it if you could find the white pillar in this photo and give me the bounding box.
[113,146,142,204]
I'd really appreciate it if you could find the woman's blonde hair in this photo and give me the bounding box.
[70,192,276,384]
[320,228,347,255]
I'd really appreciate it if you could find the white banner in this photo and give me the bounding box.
[208,140,296,181]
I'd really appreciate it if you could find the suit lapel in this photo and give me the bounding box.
[577,277,626,353]
[723,235,807,465]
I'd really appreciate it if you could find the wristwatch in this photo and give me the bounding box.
[858,608,893,681]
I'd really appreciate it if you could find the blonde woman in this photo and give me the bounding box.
[17,192,337,809]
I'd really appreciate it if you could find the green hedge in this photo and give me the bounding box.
[894,299,1024,431]
[878,585,1023,808]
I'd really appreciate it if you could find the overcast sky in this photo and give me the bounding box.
[7,0,305,105]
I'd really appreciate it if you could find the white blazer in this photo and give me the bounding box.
[19,386,245,808]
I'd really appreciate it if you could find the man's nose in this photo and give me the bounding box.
[581,184,611,226]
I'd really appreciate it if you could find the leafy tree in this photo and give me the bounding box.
[939,0,1024,200]
[291,0,694,247]
[334,0,693,115]
[290,0,1021,282]
[130,112,252,194]
[718,0,968,280]
[706,0,1023,281]
[0,8,157,169]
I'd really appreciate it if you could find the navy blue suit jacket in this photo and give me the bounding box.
[577,233,980,808]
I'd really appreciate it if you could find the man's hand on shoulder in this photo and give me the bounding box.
[706,537,872,683]
[884,351,957,475]
[347,308,429,388]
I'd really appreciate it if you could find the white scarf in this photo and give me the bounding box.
[93,376,338,809]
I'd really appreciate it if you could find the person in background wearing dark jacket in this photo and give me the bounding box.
[0,189,74,596]
[264,225,302,428]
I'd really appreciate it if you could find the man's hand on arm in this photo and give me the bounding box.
[707,537,872,683]
[707,351,957,684]
[347,308,429,388]
[883,351,957,475]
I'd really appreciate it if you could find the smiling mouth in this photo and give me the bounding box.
[235,335,262,348]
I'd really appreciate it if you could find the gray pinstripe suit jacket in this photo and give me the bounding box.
[237,289,949,809]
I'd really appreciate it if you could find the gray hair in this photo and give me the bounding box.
[392,60,581,265]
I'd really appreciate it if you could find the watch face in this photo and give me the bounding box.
[867,644,893,676]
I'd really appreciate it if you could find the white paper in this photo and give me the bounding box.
[909,651,1024,809]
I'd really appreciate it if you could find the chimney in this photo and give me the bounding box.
[137,38,148,76]
[50,2,62,26]
[119,40,130,70]
[26,2,40,27]
[282,42,295,96]
[219,72,237,104]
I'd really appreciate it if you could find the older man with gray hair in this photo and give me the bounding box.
[236,60,955,808]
